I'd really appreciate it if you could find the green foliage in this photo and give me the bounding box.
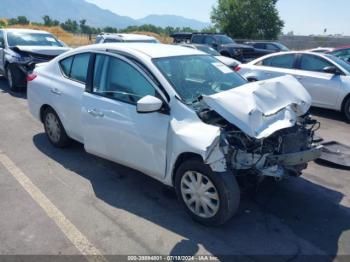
[0,20,6,28]
[42,15,60,27]
[60,19,79,33]
[211,0,284,40]
[16,16,30,25]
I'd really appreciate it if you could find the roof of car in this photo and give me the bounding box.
[2,28,50,34]
[100,33,157,41]
[329,45,350,52]
[248,50,331,64]
[77,43,205,59]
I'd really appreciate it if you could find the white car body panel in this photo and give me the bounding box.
[239,51,350,112]
[214,55,240,67]
[28,44,315,186]
[203,75,311,139]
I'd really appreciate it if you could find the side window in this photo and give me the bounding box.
[93,54,156,104]
[59,56,74,77]
[332,49,350,62]
[299,54,333,72]
[266,43,279,51]
[103,38,121,43]
[261,54,295,69]
[70,53,90,83]
[254,43,265,49]
[204,36,216,46]
[191,35,203,44]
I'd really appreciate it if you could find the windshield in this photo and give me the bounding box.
[214,35,235,45]
[196,45,220,56]
[153,55,246,104]
[326,54,350,73]
[274,42,289,51]
[7,32,63,47]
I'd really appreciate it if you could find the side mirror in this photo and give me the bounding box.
[137,95,163,114]
[323,66,342,75]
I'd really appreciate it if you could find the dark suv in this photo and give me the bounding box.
[171,33,256,62]
[245,41,289,56]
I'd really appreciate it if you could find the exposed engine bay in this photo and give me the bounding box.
[198,107,322,180]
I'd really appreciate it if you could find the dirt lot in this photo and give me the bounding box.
[0,78,350,261]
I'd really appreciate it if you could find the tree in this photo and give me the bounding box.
[0,20,6,28]
[61,19,79,33]
[211,0,284,40]
[16,16,30,25]
[43,15,53,26]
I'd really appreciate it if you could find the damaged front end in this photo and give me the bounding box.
[198,76,322,181]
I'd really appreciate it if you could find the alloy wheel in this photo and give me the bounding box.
[181,171,220,218]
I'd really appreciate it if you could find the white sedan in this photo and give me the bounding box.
[28,44,321,226]
[237,51,350,121]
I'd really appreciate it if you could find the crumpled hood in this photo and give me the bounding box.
[13,46,71,56]
[203,75,312,139]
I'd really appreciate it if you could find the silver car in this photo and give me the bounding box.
[238,51,350,121]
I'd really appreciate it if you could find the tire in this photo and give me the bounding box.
[6,64,24,92]
[43,107,71,148]
[175,160,240,226]
[343,97,350,122]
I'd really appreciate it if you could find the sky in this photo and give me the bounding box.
[87,0,350,36]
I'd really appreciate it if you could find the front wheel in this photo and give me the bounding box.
[6,65,24,92]
[343,97,350,122]
[175,160,240,226]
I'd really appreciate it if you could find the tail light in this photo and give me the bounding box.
[233,66,241,72]
[26,73,37,82]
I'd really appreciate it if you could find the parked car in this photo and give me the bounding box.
[95,33,160,44]
[28,43,321,226]
[179,43,241,70]
[171,33,257,62]
[238,51,350,121]
[0,28,70,91]
[245,41,289,56]
[326,45,350,63]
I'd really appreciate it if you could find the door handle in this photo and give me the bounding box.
[87,109,104,118]
[51,88,62,95]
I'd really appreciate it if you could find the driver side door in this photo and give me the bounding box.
[82,53,170,179]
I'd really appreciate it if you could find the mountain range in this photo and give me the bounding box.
[0,0,210,30]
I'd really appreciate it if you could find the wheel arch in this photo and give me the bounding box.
[341,93,350,113]
[171,152,204,186]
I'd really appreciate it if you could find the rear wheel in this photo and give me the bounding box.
[175,160,240,226]
[343,97,350,122]
[43,107,71,148]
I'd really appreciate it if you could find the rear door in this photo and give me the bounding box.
[294,54,342,109]
[52,53,90,142]
[82,53,170,179]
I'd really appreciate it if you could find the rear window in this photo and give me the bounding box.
[59,53,90,83]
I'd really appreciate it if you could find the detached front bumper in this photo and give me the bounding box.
[266,146,323,166]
